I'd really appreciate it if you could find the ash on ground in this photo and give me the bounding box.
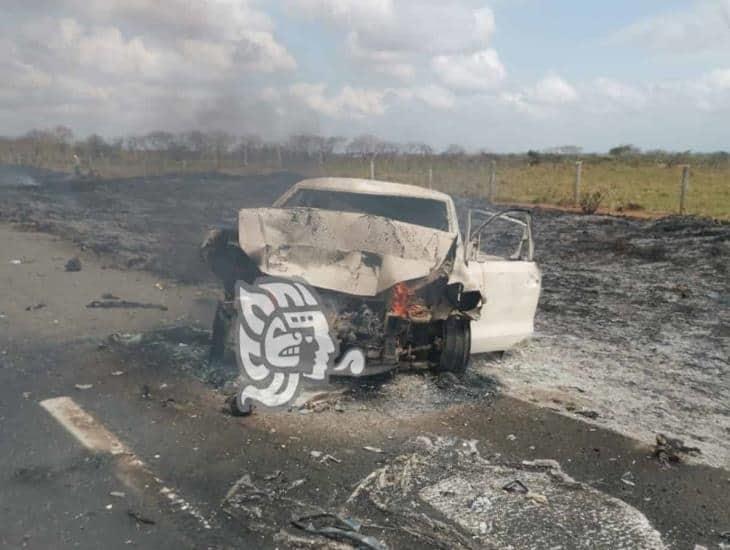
[223,436,666,549]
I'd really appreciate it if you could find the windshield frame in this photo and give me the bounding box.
[274,186,456,233]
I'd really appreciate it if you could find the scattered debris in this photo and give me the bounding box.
[264,470,282,482]
[74,384,93,390]
[109,333,143,346]
[296,389,349,413]
[575,409,600,420]
[289,479,306,491]
[64,257,82,272]
[502,480,529,494]
[127,509,156,525]
[621,472,636,487]
[521,459,579,487]
[25,303,46,311]
[347,436,666,548]
[653,433,701,464]
[110,370,124,376]
[291,513,388,550]
[526,492,549,505]
[321,454,342,465]
[86,299,167,311]
[225,394,252,417]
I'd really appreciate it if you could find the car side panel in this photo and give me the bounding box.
[467,259,541,354]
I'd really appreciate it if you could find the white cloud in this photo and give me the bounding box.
[291,1,500,83]
[474,7,497,43]
[71,0,277,40]
[413,85,457,110]
[704,68,730,90]
[592,77,647,110]
[533,75,579,104]
[498,75,578,118]
[231,30,297,72]
[346,32,415,82]
[393,85,457,110]
[286,0,394,26]
[613,0,730,53]
[432,49,506,92]
[289,83,388,118]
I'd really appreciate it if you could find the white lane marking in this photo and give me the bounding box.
[40,396,212,530]
[40,396,128,455]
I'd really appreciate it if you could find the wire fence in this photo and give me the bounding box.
[2,152,728,219]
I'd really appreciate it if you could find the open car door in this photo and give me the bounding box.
[464,209,541,354]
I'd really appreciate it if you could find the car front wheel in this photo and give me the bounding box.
[437,316,471,373]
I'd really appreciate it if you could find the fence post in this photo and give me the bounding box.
[488,160,497,202]
[574,161,583,205]
[428,167,433,189]
[370,157,375,180]
[679,165,690,215]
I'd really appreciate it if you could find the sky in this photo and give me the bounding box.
[1,0,729,152]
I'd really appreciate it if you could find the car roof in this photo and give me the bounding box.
[290,177,453,202]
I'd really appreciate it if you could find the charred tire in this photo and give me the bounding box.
[437,316,471,374]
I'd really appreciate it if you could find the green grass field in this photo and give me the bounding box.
[300,158,730,220]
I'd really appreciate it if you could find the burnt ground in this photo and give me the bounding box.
[0,168,297,283]
[1,166,729,549]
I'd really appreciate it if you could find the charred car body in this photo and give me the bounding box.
[202,178,541,375]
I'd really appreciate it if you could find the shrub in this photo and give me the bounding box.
[579,191,603,214]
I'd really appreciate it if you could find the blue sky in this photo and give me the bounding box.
[1,1,729,152]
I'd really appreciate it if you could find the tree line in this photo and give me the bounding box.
[1,126,728,169]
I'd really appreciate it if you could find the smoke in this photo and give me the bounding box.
[0,1,307,139]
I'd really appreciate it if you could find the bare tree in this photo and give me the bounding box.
[442,144,466,157]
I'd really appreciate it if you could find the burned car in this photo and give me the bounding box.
[202,177,541,376]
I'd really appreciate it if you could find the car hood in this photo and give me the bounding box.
[238,207,458,296]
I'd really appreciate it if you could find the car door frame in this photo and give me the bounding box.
[464,209,541,354]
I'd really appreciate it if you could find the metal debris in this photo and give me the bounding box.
[653,433,701,464]
[291,513,389,550]
[127,509,156,525]
[502,480,529,494]
[64,257,82,272]
[87,299,168,311]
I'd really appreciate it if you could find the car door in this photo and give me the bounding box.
[465,209,541,354]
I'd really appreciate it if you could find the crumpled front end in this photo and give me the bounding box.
[237,207,473,297]
[203,206,484,374]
